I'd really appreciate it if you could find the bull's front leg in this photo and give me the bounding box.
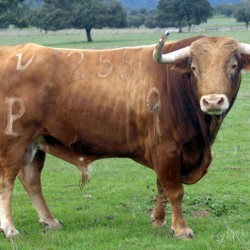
[153,176,194,239]
[156,175,194,239]
[153,150,194,240]
[167,184,194,239]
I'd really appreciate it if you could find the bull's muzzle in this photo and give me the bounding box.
[200,94,229,115]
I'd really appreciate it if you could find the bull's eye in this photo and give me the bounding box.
[191,66,196,71]
[232,63,237,69]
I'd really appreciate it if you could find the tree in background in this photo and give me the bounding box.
[127,8,158,28]
[233,0,250,29]
[127,8,147,28]
[156,0,185,32]
[144,10,158,28]
[29,0,70,33]
[156,0,213,32]
[186,0,213,31]
[0,0,28,29]
[215,4,234,17]
[28,0,127,42]
[70,0,127,42]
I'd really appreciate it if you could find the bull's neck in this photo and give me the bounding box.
[207,115,224,145]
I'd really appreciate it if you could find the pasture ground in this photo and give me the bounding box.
[0,26,249,249]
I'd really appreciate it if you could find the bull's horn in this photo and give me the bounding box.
[238,42,250,54]
[153,31,191,64]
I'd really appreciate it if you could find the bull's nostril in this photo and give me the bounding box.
[203,98,209,107]
[217,97,224,106]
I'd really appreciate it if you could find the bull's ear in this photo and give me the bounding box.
[241,54,250,70]
[171,57,190,74]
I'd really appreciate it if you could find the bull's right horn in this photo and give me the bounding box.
[238,42,250,54]
[153,31,191,64]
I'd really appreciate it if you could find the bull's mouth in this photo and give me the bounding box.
[200,94,229,116]
[204,109,225,116]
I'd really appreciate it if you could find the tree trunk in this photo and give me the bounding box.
[178,21,183,33]
[85,27,93,42]
[246,22,249,29]
[188,24,191,32]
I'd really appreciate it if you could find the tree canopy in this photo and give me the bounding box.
[28,0,127,42]
[215,4,234,17]
[233,0,250,29]
[29,0,72,33]
[0,0,27,29]
[156,0,213,32]
[70,0,127,42]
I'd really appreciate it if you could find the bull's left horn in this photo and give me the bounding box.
[153,31,191,64]
[238,42,250,54]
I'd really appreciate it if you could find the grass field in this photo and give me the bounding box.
[0,27,250,249]
[1,28,250,47]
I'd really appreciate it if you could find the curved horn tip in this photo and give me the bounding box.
[164,30,170,37]
[160,30,170,42]
[153,31,172,64]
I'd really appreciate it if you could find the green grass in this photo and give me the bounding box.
[201,15,246,28]
[0,28,250,249]
[0,18,249,49]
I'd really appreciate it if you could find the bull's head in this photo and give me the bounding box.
[153,32,250,116]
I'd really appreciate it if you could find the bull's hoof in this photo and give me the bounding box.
[39,218,62,229]
[6,229,20,238]
[150,213,166,228]
[171,227,195,240]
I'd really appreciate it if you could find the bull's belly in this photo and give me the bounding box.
[39,134,144,164]
[44,107,146,160]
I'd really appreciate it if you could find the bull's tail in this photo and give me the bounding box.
[78,165,91,191]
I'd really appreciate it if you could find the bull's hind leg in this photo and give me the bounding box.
[0,141,26,238]
[151,178,167,228]
[18,150,61,228]
[0,173,20,238]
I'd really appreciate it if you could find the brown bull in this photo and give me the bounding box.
[0,33,250,239]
